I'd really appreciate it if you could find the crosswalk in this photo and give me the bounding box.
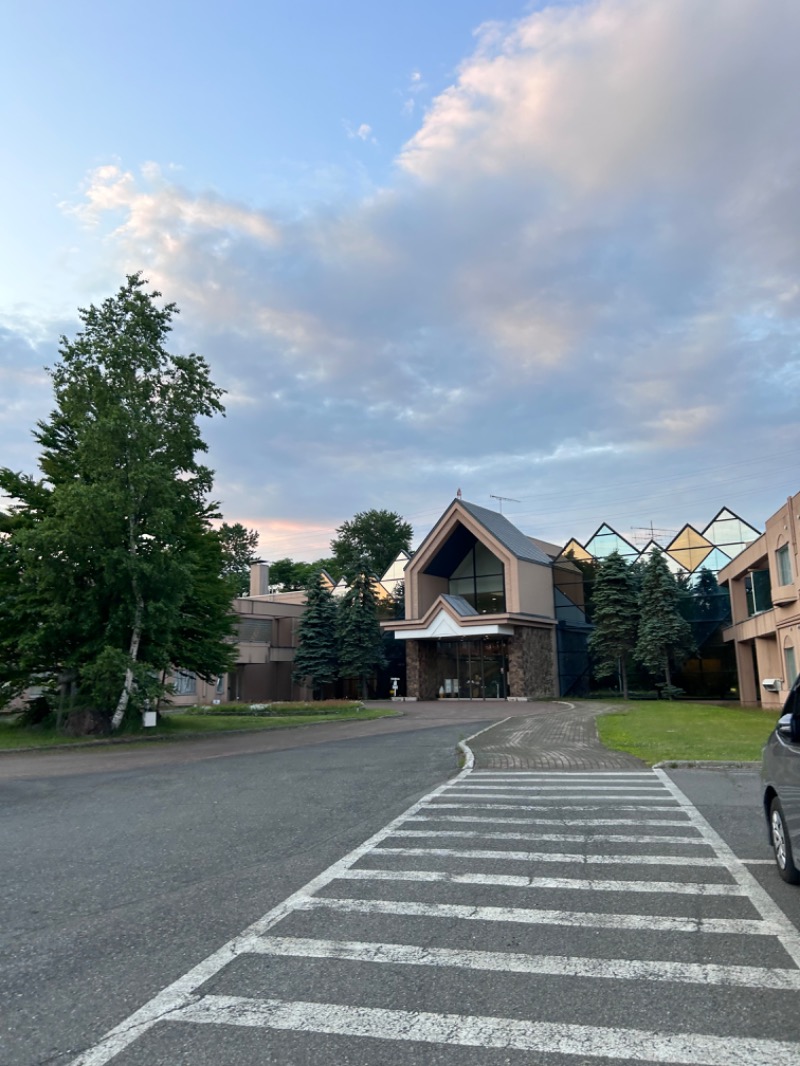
[72,763,800,1065]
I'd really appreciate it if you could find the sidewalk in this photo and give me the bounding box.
[468,701,648,771]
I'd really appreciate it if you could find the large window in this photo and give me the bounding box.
[173,670,196,695]
[745,570,772,616]
[448,542,505,613]
[777,544,792,586]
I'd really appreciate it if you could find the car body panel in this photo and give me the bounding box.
[762,675,800,875]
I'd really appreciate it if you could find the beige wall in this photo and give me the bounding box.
[513,559,556,618]
[719,490,800,706]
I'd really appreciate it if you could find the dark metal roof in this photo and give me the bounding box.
[459,500,552,566]
[440,594,479,617]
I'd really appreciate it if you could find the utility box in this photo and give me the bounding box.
[142,710,157,728]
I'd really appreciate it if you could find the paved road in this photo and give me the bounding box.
[3,701,800,1065]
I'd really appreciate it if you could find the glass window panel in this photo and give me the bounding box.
[777,544,792,586]
[752,569,773,613]
[451,549,474,579]
[785,645,798,686]
[174,670,196,695]
[449,577,473,595]
[474,542,503,575]
[475,589,506,613]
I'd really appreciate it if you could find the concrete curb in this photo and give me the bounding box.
[457,717,513,772]
[654,760,761,771]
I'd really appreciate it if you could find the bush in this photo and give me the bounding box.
[184,700,362,718]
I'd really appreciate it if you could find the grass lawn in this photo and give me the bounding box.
[0,705,397,751]
[595,699,781,764]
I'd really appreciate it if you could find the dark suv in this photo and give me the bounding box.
[762,674,800,883]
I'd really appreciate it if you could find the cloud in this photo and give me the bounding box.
[344,121,377,144]
[5,0,799,555]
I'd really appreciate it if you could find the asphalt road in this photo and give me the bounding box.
[3,706,800,1065]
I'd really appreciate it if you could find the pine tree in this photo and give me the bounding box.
[588,551,639,699]
[292,572,339,698]
[635,550,695,697]
[337,569,387,700]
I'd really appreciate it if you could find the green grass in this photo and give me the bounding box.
[595,700,780,764]
[0,705,398,751]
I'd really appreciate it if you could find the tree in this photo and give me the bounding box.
[588,551,639,699]
[269,557,340,591]
[218,522,260,596]
[337,570,387,699]
[635,550,695,697]
[0,274,235,728]
[331,509,412,580]
[292,572,339,698]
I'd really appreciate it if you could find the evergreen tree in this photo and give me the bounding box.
[588,551,639,699]
[292,572,339,698]
[337,569,387,699]
[331,509,412,580]
[635,550,695,697]
[0,274,234,728]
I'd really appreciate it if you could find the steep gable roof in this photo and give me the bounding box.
[458,500,552,565]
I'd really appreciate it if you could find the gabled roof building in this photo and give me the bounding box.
[384,498,591,700]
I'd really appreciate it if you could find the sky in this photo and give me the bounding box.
[2,0,799,562]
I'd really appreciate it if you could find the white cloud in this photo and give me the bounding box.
[5,0,800,552]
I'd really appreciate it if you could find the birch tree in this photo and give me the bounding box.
[0,274,234,728]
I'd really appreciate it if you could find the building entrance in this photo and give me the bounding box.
[435,638,509,699]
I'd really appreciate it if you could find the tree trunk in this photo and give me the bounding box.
[664,659,672,699]
[111,593,143,729]
[620,656,629,700]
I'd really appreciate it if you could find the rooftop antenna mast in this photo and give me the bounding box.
[490,494,520,514]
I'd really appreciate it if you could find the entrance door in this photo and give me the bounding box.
[435,639,508,699]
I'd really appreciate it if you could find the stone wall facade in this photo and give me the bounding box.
[507,626,557,699]
[405,639,439,700]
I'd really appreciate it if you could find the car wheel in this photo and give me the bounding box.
[770,798,800,885]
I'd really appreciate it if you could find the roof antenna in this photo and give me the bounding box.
[490,494,519,514]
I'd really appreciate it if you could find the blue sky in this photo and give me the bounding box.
[2,0,799,561]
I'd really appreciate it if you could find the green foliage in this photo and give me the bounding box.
[269,557,341,590]
[331,509,412,580]
[0,274,235,728]
[80,646,162,715]
[588,551,639,698]
[292,572,340,696]
[185,700,362,717]
[337,570,387,698]
[218,522,260,596]
[635,549,695,694]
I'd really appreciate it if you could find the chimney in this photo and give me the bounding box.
[249,562,270,597]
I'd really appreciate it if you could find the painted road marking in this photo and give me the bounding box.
[410,812,695,826]
[299,895,776,935]
[250,934,800,988]
[394,828,709,845]
[375,845,725,866]
[67,761,800,1065]
[172,994,800,1065]
[337,867,744,895]
[429,800,686,812]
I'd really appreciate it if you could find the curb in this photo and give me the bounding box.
[655,760,761,771]
[0,708,404,756]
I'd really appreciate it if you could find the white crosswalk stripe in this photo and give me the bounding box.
[69,739,800,1066]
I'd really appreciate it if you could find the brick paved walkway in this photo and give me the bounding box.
[468,701,648,771]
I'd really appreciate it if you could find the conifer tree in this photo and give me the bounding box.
[292,572,339,698]
[337,569,386,700]
[588,551,639,699]
[635,550,695,697]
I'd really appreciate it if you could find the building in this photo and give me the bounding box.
[718,491,800,708]
[384,498,590,700]
[167,564,312,706]
[559,507,761,699]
